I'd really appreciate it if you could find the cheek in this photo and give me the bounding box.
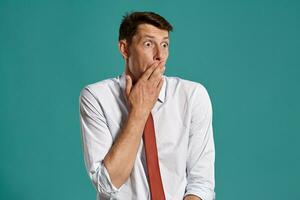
[135,51,152,67]
[128,47,155,75]
[164,49,169,57]
[127,56,145,78]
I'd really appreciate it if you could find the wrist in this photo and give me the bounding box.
[129,107,150,121]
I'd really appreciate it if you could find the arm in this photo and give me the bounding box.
[184,84,215,200]
[79,62,165,198]
[102,61,165,188]
[102,107,149,188]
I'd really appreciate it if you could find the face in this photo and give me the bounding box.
[120,24,170,83]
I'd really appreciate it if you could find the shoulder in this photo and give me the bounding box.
[165,75,210,99]
[79,76,120,100]
[166,76,213,117]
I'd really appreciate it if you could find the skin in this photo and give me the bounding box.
[103,24,201,200]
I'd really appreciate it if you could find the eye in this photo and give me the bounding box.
[144,41,153,47]
[161,42,169,48]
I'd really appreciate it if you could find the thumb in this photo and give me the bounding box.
[125,75,132,98]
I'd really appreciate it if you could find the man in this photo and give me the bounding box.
[79,11,215,200]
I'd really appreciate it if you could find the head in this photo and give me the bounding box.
[118,11,173,83]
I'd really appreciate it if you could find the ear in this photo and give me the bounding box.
[118,40,129,60]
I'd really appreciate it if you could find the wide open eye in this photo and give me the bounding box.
[144,41,153,47]
[161,42,169,48]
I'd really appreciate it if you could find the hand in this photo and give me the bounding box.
[183,195,202,200]
[125,61,165,116]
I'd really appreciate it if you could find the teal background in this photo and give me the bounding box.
[1,0,299,199]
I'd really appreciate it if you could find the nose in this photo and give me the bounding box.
[153,46,164,61]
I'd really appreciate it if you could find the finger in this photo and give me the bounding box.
[140,61,163,81]
[125,75,132,98]
[149,63,165,83]
[156,76,164,91]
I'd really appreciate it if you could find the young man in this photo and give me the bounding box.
[79,11,215,200]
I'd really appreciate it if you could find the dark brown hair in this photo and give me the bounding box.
[119,11,173,44]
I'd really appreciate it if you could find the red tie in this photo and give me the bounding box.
[143,112,166,200]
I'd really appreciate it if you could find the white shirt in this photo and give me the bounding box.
[79,72,215,200]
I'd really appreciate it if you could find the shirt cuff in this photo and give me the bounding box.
[96,161,122,198]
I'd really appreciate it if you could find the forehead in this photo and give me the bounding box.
[134,24,169,40]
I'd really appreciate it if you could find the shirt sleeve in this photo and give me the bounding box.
[79,87,121,199]
[184,84,216,200]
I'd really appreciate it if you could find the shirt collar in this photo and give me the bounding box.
[119,71,166,103]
